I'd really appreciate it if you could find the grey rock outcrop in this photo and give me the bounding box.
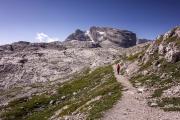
[142,26,180,64]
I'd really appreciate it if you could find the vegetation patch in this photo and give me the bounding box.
[152,86,171,98]
[165,36,177,43]
[139,52,159,71]
[159,60,180,79]
[163,35,180,47]
[127,51,145,61]
[126,44,150,62]
[114,54,127,64]
[175,38,180,46]
[157,97,180,111]
[155,36,163,45]
[0,65,122,120]
[130,74,161,87]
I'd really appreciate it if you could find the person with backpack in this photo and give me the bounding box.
[117,64,120,75]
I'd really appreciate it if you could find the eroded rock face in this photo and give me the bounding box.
[65,26,137,48]
[164,43,180,63]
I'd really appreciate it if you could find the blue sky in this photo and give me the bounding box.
[0,0,180,45]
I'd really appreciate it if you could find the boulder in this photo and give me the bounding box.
[150,102,158,107]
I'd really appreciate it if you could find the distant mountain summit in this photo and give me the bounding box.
[136,39,151,44]
[65,26,137,48]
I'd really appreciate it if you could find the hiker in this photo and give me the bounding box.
[117,64,120,75]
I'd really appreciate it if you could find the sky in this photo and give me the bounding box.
[0,0,180,45]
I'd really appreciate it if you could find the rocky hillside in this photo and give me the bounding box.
[0,41,126,108]
[0,65,122,120]
[0,26,149,120]
[65,26,137,48]
[124,26,180,111]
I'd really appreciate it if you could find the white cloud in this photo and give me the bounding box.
[35,32,59,43]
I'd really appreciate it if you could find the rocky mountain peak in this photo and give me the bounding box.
[65,29,90,41]
[65,26,137,48]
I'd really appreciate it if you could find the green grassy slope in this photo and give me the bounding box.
[0,65,122,120]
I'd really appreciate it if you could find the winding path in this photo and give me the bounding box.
[103,65,180,120]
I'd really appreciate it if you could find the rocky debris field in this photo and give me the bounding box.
[0,40,123,107]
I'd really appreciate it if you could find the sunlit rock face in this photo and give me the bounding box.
[142,26,180,64]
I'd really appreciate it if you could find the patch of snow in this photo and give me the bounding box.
[98,31,105,35]
[85,30,95,43]
[85,30,90,36]
[97,31,106,41]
